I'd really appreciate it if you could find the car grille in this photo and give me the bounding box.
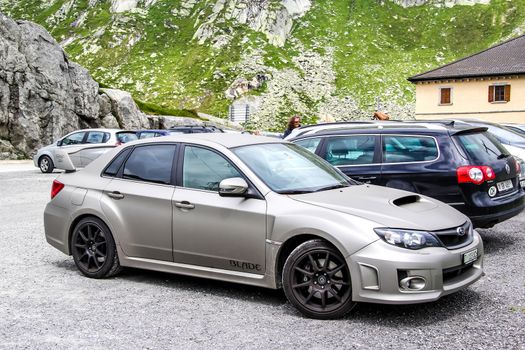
[442,263,475,283]
[432,221,473,249]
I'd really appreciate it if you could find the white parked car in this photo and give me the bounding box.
[33,129,137,173]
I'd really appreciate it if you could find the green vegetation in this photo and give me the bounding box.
[3,0,525,119]
[134,99,202,119]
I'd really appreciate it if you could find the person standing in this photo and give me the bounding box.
[283,115,301,138]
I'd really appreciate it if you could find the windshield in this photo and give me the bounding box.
[233,143,353,194]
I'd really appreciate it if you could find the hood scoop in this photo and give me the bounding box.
[390,194,438,212]
[393,195,421,207]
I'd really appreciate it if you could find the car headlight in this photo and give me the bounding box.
[374,228,442,250]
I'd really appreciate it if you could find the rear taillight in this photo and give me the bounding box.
[457,166,495,185]
[516,160,521,173]
[51,180,64,199]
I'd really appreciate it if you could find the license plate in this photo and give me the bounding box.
[497,180,513,192]
[463,249,478,265]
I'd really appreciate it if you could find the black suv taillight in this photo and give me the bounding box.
[51,180,64,199]
[457,166,495,185]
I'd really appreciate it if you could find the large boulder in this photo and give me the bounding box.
[0,12,149,159]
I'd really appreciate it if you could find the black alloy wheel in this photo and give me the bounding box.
[39,155,54,173]
[283,239,355,319]
[71,217,121,278]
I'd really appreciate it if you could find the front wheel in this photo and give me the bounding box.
[282,239,355,319]
[71,217,122,278]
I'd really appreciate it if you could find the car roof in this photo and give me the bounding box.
[127,132,284,148]
[289,120,486,138]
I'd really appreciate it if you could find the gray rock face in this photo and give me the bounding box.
[0,13,149,159]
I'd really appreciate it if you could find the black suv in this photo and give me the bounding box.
[290,122,525,228]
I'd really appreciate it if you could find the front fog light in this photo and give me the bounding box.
[488,186,497,197]
[400,276,427,291]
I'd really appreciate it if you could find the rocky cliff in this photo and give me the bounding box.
[3,0,525,132]
[0,12,149,159]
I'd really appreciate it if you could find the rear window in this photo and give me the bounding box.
[103,148,132,177]
[455,132,510,164]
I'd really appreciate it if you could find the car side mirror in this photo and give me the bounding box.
[219,177,249,197]
[57,140,63,146]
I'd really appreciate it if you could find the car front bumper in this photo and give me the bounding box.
[347,231,483,304]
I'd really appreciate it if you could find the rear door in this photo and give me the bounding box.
[79,130,113,167]
[318,134,381,184]
[100,144,177,261]
[379,134,445,196]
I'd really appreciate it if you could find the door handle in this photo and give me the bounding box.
[107,191,125,200]
[174,201,195,210]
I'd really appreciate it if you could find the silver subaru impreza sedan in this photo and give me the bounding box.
[44,133,483,319]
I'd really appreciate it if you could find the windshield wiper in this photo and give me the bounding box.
[278,190,314,195]
[497,153,511,159]
[313,184,349,192]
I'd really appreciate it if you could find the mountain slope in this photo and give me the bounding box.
[2,0,525,130]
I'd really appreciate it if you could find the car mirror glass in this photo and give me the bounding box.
[219,177,248,197]
[57,140,63,146]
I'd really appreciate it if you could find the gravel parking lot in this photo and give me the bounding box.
[0,165,524,349]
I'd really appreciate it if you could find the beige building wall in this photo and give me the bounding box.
[414,75,525,123]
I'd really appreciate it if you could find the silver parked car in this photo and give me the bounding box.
[33,128,138,173]
[44,134,483,319]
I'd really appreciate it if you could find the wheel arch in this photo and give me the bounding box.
[67,213,111,255]
[274,233,343,288]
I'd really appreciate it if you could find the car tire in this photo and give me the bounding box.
[282,239,355,319]
[71,217,122,279]
[38,155,54,173]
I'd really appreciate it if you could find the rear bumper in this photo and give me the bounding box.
[452,189,525,228]
[347,232,483,304]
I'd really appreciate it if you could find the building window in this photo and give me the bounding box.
[439,87,452,105]
[488,84,510,103]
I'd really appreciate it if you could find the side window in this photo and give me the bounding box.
[383,136,438,163]
[117,132,138,143]
[62,132,86,145]
[183,146,241,191]
[325,135,376,166]
[122,145,176,184]
[103,148,132,177]
[139,132,156,139]
[86,131,109,144]
[295,138,321,154]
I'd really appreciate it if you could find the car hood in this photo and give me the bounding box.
[290,184,466,231]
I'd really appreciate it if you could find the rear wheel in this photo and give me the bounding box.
[71,217,122,278]
[282,239,355,319]
[38,155,54,173]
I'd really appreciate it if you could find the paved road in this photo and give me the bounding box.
[0,167,524,349]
